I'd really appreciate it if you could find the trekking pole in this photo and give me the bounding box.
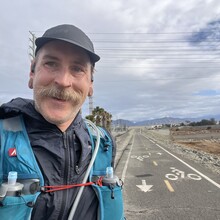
[68,119,101,220]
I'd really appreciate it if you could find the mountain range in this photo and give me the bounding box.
[112,115,220,127]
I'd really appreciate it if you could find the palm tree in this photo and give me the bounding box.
[85,106,112,131]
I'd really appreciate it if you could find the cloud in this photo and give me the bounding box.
[1,0,220,121]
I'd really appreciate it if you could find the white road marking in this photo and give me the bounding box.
[165,173,179,181]
[136,180,153,192]
[145,137,220,189]
[137,156,144,161]
[121,136,134,182]
[187,173,202,180]
[166,167,202,181]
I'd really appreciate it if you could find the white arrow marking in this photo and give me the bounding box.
[157,152,162,155]
[136,180,153,192]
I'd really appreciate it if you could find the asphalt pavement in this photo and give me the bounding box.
[115,128,220,220]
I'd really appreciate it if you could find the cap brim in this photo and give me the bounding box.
[35,37,100,63]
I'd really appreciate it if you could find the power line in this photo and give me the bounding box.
[88,30,220,34]
[93,40,220,43]
[97,66,220,69]
[29,30,220,81]
[94,75,218,83]
[97,48,220,52]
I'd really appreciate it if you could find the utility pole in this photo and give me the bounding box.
[29,31,36,59]
[89,96,94,115]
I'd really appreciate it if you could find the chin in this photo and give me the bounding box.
[44,109,78,125]
[46,116,69,126]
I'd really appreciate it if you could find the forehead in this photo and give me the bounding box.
[36,40,91,63]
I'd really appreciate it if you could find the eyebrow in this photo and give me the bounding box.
[42,54,60,61]
[42,54,88,66]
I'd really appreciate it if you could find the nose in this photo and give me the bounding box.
[54,67,72,87]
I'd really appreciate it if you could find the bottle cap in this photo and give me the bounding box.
[8,171,17,185]
[106,167,114,178]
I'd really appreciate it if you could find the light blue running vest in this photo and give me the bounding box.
[0,115,124,220]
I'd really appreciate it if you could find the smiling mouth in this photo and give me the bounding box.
[52,97,67,102]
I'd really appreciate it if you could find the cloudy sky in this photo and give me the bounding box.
[1,0,220,121]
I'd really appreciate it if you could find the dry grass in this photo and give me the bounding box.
[170,125,220,156]
[174,140,220,156]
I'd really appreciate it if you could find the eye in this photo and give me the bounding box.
[70,65,87,78]
[71,66,84,73]
[44,61,58,69]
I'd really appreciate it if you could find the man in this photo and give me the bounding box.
[0,24,120,220]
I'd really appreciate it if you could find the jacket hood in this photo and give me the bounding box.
[0,98,37,119]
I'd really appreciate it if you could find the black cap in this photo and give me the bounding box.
[35,24,100,63]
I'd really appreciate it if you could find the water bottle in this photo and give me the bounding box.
[102,167,121,199]
[0,172,24,197]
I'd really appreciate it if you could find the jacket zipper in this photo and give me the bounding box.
[58,131,70,220]
[73,131,80,175]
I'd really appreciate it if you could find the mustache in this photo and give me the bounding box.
[36,86,82,103]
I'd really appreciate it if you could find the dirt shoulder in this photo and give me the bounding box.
[174,140,220,156]
[142,127,220,175]
[170,125,220,156]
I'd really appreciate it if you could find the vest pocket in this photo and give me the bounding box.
[93,185,124,220]
[0,193,39,220]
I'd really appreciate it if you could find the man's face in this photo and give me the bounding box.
[29,40,93,131]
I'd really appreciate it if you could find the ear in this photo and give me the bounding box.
[30,60,36,73]
[29,61,35,89]
[88,85,93,97]
[28,78,33,89]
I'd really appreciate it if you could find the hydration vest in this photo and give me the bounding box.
[0,115,124,220]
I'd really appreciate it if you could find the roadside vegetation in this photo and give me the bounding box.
[86,106,112,131]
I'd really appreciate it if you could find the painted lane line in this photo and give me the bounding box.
[146,137,220,188]
[121,135,134,182]
[150,140,220,189]
[153,161,158,166]
[164,180,175,192]
[149,139,156,144]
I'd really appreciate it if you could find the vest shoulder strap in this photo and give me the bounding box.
[0,115,44,184]
[85,120,114,176]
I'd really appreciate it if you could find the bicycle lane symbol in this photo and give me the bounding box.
[165,167,202,181]
[130,155,150,161]
[131,152,162,162]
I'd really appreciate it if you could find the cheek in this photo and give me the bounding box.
[84,82,93,96]
[73,78,92,91]
[33,73,53,87]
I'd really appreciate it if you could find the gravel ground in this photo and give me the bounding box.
[112,129,134,168]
